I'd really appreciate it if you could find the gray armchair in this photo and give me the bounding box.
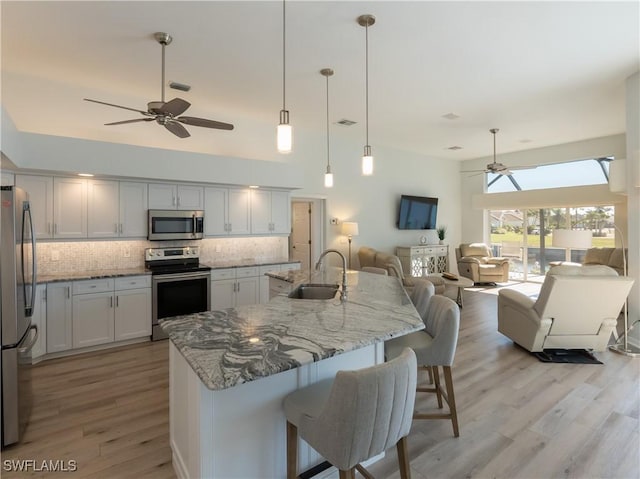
[456,243,509,284]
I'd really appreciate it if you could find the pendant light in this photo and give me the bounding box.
[277,0,292,153]
[321,68,334,188]
[358,14,375,175]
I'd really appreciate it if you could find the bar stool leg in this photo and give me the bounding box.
[286,421,298,479]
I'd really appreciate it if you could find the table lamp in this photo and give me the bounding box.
[341,222,359,269]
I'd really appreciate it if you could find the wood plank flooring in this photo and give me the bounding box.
[3,288,639,478]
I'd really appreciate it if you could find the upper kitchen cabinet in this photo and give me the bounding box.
[250,189,291,235]
[88,180,148,238]
[53,177,87,238]
[119,182,148,238]
[15,175,54,239]
[149,183,204,210]
[204,187,251,236]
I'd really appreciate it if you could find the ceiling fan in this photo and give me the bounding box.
[84,32,234,138]
[463,128,535,176]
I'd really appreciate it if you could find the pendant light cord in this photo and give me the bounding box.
[326,73,330,169]
[365,21,369,147]
[282,0,286,111]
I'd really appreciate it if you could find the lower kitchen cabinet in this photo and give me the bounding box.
[73,291,115,348]
[114,287,151,341]
[46,282,73,353]
[210,267,260,309]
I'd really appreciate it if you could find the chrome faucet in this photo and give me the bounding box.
[315,249,348,301]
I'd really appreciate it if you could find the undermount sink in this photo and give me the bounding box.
[288,283,340,300]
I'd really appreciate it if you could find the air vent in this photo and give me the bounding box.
[336,119,356,126]
[447,146,463,150]
[442,113,460,120]
[169,81,191,92]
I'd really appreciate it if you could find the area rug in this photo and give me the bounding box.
[533,349,603,364]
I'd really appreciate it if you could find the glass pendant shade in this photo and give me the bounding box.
[362,145,373,175]
[277,110,292,153]
[324,171,334,188]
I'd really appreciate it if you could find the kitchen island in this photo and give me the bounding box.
[160,268,423,479]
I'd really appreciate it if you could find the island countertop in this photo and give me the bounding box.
[160,268,423,391]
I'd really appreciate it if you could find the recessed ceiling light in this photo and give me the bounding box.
[336,119,356,126]
[442,113,460,120]
[447,146,463,150]
[519,139,532,143]
[78,173,94,177]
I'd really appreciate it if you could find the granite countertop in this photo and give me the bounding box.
[208,259,300,270]
[37,267,150,283]
[160,268,423,391]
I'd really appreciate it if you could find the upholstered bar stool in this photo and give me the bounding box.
[283,348,417,479]
[361,266,389,275]
[386,280,461,437]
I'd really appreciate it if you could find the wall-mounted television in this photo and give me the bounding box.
[397,195,438,230]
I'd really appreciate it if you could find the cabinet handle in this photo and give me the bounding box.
[110,297,113,308]
[119,223,123,234]
[177,196,181,207]
[173,196,177,206]
[237,282,240,292]
[116,296,119,307]
[54,223,58,235]
[47,222,52,235]
[228,223,232,232]
[115,223,119,234]
[66,286,70,299]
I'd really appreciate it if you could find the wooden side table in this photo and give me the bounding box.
[426,273,473,308]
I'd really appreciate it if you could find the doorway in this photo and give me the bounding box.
[290,198,325,271]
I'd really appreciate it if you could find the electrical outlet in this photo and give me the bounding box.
[215,245,222,253]
[123,248,130,258]
[330,218,338,225]
[51,250,60,261]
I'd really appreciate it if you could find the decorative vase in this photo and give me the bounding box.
[439,239,444,245]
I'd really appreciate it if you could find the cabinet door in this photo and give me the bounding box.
[270,191,291,234]
[250,189,271,234]
[119,182,148,238]
[115,288,151,341]
[53,177,87,238]
[88,179,119,238]
[228,189,251,235]
[46,282,73,353]
[31,284,48,361]
[204,187,228,236]
[177,185,204,210]
[148,183,178,209]
[236,277,259,306]
[15,175,54,239]
[211,279,236,310]
[72,292,115,348]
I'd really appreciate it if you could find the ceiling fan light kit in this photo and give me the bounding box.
[358,14,376,176]
[84,31,233,138]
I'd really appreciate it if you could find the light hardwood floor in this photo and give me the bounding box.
[3,288,639,478]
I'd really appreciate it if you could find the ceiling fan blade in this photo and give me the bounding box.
[84,98,150,115]
[159,98,190,116]
[105,118,155,126]
[506,165,537,171]
[164,120,190,138]
[177,116,234,131]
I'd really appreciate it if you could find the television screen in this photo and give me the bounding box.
[397,195,438,230]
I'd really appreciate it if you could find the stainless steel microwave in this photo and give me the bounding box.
[148,209,204,241]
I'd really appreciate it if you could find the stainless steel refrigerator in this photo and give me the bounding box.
[1,185,38,448]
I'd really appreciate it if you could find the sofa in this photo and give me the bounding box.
[357,246,445,295]
[455,243,510,284]
[497,264,634,352]
[552,247,627,276]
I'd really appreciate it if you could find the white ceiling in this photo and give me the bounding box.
[2,1,638,163]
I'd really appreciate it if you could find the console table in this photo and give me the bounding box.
[396,245,449,277]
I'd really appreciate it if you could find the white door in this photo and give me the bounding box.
[291,202,312,271]
[72,292,115,348]
[87,179,119,238]
[250,189,272,234]
[149,183,178,209]
[228,189,251,235]
[236,277,259,306]
[46,282,73,353]
[15,175,54,239]
[119,182,148,237]
[115,288,151,341]
[204,187,229,236]
[177,185,204,210]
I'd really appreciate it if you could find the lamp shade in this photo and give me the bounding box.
[551,229,592,249]
[341,222,359,237]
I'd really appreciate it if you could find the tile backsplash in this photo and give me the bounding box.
[37,237,289,275]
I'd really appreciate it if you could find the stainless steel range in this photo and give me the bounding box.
[145,246,211,341]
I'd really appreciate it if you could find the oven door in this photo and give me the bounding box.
[148,210,204,241]
[152,271,211,340]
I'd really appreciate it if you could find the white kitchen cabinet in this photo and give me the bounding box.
[31,284,48,361]
[119,181,148,238]
[15,175,54,239]
[46,282,73,353]
[72,278,115,348]
[261,263,300,302]
[149,183,204,210]
[53,177,87,238]
[114,288,151,341]
[211,267,260,309]
[259,264,282,304]
[204,187,251,236]
[250,189,291,234]
[88,179,119,238]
